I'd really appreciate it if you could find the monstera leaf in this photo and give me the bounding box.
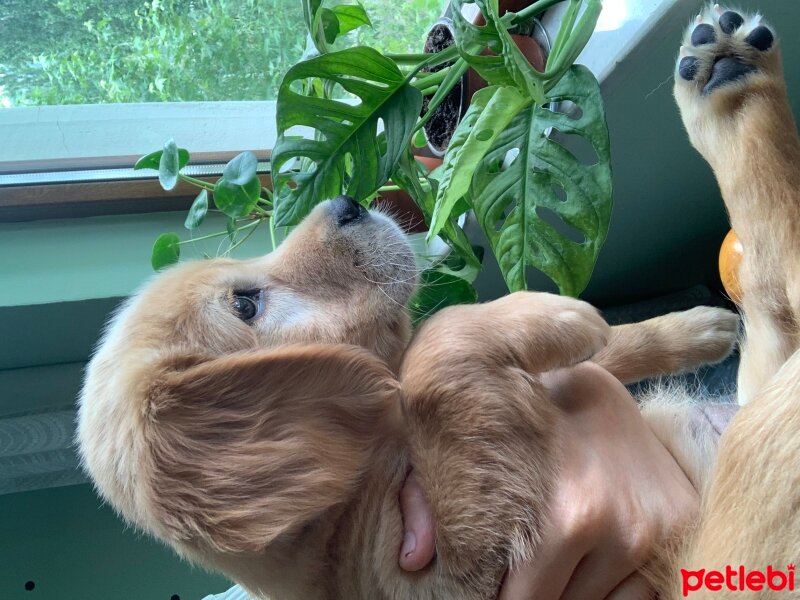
[470,66,612,297]
[427,85,528,240]
[271,47,422,226]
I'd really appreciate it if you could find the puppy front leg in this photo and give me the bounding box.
[405,291,611,377]
[593,307,739,384]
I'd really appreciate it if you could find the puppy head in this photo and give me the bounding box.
[77,197,415,562]
[112,196,416,364]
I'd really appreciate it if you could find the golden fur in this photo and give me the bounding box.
[77,5,800,598]
[664,5,800,598]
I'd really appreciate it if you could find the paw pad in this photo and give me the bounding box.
[677,6,775,94]
[718,11,743,34]
[679,56,699,80]
[691,24,716,46]
[745,26,774,52]
[706,57,755,93]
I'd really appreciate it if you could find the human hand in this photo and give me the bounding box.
[500,361,699,599]
[399,362,699,599]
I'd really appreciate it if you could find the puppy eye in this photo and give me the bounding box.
[230,289,264,323]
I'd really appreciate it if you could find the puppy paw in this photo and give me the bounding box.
[673,305,740,367]
[676,5,776,96]
[551,302,611,362]
[497,292,611,371]
[672,5,789,166]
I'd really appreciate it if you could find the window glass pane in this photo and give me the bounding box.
[1,0,447,107]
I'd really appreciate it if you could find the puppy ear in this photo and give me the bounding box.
[144,344,400,554]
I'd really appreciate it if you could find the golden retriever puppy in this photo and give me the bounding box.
[78,188,737,599]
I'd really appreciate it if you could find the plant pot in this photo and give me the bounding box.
[421,2,551,156]
[420,18,468,157]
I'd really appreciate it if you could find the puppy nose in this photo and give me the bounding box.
[332,195,365,225]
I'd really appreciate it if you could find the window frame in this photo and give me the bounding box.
[0,101,276,222]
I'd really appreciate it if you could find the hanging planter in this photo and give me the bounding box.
[421,19,469,157]
[421,3,551,156]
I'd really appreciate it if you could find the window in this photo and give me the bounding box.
[0,0,446,189]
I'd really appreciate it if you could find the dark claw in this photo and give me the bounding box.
[679,56,699,81]
[745,26,774,51]
[719,11,744,34]
[691,23,716,46]
[704,56,756,93]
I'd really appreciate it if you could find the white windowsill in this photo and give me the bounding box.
[0,101,277,165]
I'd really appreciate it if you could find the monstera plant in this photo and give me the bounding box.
[142,0,611,320]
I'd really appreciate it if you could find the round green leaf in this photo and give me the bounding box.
[222,151,259,186]
[151,233,181,271]
[135,146,190,171]
[158,139,180,191]
[214,177,261,219]
[184,189,209,230]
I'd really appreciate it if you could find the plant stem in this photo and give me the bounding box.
[379,175,432,194]
[503,0,565,27]
[269,217,278,252]
[224,220,261,255]
[415,57,469,132]
[542,0,601,87]
[179,174,215,191]
[412,67,450,90]
[181,219,261,245]
[547,0,580,67]
[405,44,459,81]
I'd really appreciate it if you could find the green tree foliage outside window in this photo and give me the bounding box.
[0,0,444,106]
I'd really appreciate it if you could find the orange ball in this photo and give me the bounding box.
[719,229,743,303]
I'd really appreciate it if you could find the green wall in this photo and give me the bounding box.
[0,485,230,600]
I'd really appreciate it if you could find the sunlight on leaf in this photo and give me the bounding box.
[223,152,259,186]
[158,138,180,191]
[135,146,189,171]
[428,85,528,241]
[184,190,208,230]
